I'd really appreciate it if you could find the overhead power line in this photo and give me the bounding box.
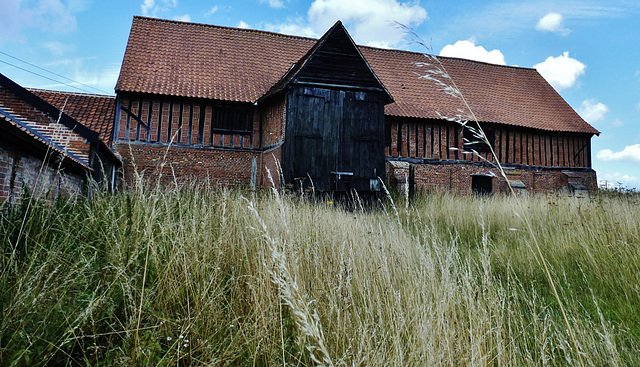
[0,51,112,95]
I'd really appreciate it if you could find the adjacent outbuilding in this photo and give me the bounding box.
[0,73,120,203]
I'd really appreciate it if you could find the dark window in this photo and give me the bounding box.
[463,124,494,153]
[472,175,493,195]
[212,105,253,133]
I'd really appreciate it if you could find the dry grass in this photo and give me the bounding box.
[1,186,639,366]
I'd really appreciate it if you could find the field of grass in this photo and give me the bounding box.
[1,185,639,366]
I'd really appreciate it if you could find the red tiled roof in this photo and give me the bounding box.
[0,84,90,169]
[117,16,599,135]
[29,89,116,144]
[0,112,90,170]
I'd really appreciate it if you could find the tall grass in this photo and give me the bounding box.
[1,186,639,366]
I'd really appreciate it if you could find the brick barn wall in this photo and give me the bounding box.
[114,142,285,190]
[0,144,85,203]
[260,98,286,147]
[387,160,597,195]
[259,146,282,188]
[113,93,289,191]
[113,142,271,188]
[24,119,91,163]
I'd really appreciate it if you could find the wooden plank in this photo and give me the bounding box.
[167,99,174,143]
[126,99,133,141]
[186,103,193,145]
[155,100,163,143]
[143,99,150,142]
[135,99,143,141]
[453,125,459,161]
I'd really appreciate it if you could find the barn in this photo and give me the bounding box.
[112,16,599,195]
[0,73,120,203]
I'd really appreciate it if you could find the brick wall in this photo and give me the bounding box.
[387,160,597,195]
[0,146,13,201]
[260,146,282,188]
[24,119,91,163]
[260,98,286,147]
[0,144,85,203]
[114,141,284,189]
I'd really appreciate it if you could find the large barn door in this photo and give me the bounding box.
[285,86,384,193]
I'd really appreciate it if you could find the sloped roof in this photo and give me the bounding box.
[117,16,598,135]
[29,89,116,144]
[0,74,92,169]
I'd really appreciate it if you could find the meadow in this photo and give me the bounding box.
[1,185,639,366]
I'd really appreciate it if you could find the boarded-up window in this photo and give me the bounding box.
[212,106,253,133]
[463,125,494,153]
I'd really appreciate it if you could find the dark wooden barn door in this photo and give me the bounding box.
[285,86,384,192]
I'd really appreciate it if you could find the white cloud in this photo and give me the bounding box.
[265,21,318,38]
[534,51,585,90]
[259,0,285,8]
[141,0,177,17]
[36,0,78,33]
[173,14,191,22]
[535,12,570,35]
[307,0,428,47]
[578,99,609,123]
[439,40,506,65]
[205,6,218,16]
[141,0,154,16]
[41,41,76,57]
[597,144,640,163]
[237,21,250,29]
[71,64,120,94]
[32,56,118,94]
[636,102,640,111]
[597,171,639,190]
[261,0,428,47]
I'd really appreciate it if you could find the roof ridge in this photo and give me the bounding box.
[133,16,537,73]
[27,87,115,99]
[133,15,320,42]
[360,45,537,72]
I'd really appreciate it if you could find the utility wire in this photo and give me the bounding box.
[0,51,112,95]
[0,59,97,94]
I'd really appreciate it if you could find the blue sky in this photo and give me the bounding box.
[1,0,639,189]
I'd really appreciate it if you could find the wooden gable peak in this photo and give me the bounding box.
[260,20,394,104]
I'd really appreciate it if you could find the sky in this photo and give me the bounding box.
[1,0,639,190]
